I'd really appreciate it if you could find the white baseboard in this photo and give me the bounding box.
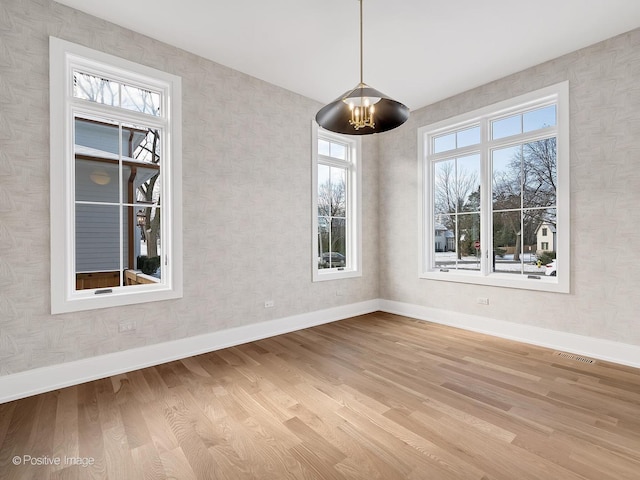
[379,299,640,369]
[3,298,638,404]
[0,300,379,404]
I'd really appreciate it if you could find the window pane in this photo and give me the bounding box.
[131,206,162,284]
[457,125,480,148]
[456,213,481,271]
[492,114,521,139]
[73,71,119,106]
[137,205,162,259]
[522,209,540,266]
[317,164,331,216]
[492,210,521,274]
[329,218,346,268]
[433,132,455,153]
[318,164,346,217]
[75,116,120,203]
[524,105,556,132]
[457,154,481,213]
[76,159,120,203]
[330,142,347,160]
[75,203,121,290]
[434,216,457,270]
[317,216,330,269]
[492,145,521,211]
[121,84,161,116]
[433,214,481,272]
[318,139,330,157]
[535,209,557,252]
[73,71,162,117]
[129,126,161,165]
[493,209,544,276]
[535,209,557,277]
[434,215,454,255]
[330,167,347,217]
[434,159,456,214]
[522,137,556,209]
[130,127,162,207]
[316,154,349,272]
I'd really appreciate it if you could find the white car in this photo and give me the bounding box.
[545,259,557,276]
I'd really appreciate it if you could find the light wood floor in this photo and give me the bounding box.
[1,312,639,479]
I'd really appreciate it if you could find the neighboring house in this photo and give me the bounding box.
[435,222,455,252]
[75,118,159,289]
[535,222,557,253]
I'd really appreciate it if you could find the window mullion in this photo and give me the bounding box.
[118,122,124,287]
[480,118,490,275]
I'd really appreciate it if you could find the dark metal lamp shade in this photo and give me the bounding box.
[316,84,409,135]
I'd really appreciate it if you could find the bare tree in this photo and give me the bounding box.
[521,138,557,209]
[135,130,161,258]
[493,138,557,261]
[434,161,479,214]
[318,177,346,218]
[317,176,346,260]
[434,161,479,258]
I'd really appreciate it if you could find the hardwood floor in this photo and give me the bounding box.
[1,312,639,479]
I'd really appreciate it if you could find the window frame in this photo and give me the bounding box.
[312,125,362,282]
[418,82,569,293]
[50,37,183,314]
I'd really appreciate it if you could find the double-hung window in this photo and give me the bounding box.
[312,127,361,281]
[419,82,569,292]
[50,37,182,313]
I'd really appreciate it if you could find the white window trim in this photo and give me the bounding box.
[312,124,362,281]
[418,82,570,293]
[50,37,183,313]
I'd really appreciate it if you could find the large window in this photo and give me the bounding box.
[419,83,569,293]
[50,37,182,313]
[312,127,361,281]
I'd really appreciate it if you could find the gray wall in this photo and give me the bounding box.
[0,0,379,376]
[1,0,638,380]
[379,28,640,346]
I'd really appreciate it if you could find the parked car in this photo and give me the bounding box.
[320,252,346,268]
[545,259,557,276]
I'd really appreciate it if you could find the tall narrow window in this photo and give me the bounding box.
[50,38,183,313]
[420,82,569,293]
[312,127,361,281]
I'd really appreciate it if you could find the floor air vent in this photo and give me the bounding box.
[554,351,596,364]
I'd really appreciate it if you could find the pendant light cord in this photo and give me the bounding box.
[359,0,364,85]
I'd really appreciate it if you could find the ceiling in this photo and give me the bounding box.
[54,0,640,111]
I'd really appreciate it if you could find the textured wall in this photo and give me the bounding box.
[0,0,379,376]
[379,28,640,346]
[2,0,637,381]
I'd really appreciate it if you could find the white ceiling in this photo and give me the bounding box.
[54,0,640,111]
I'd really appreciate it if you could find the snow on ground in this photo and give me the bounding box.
[435,252,547,274]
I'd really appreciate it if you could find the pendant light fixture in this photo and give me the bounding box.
[315,0,409,135]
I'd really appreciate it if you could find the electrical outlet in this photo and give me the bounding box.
[264,300,275,308]
[476,297,489,305]
[118,321,136,333]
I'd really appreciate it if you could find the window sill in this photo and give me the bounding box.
[420,270,569,293]
[313,268,362,282]
[51,284,182,314]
